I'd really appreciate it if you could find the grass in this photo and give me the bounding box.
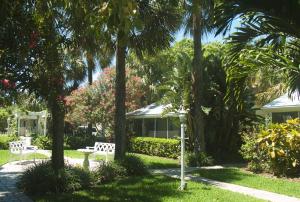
[130,153,179,169]
[32,174,265,202]
[193,168,300,198]
[64,150,179,169]
[0,150,49,166]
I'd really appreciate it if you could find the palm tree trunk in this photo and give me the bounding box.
[49,95,65,172]
[191,1,206,156]
[114,30,126,160]
[87,52,94,136]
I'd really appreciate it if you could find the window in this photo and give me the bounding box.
[272,112,299,123]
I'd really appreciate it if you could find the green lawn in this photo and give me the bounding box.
[63,150,179,169]
[131,153,179,169]
[0,150,49,166]
[32,175,265,202]
[193,168,300,198]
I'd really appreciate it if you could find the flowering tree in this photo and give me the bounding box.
[66,67,145,140]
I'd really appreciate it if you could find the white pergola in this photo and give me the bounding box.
[13,110,48,136]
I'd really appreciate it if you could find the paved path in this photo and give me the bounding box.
[152,168,300,202]
[0,160,35,202]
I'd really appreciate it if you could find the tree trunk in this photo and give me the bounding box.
[114,30,127,161]
[87,52,94,136]
[49,96,65,172]
[191,1,206,156]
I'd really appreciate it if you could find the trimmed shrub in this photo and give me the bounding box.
[120,154,148,176]
[94,162,127,184]
[18,161,92,195]
[185,152,214,167]
[32,134,52,150]
[241,119,300,176]
[0,135,18,149]
[129,137,180,159]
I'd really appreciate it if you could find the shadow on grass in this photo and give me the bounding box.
[33,175,205,202]
[197,168,249,183]
[146,162,179,169]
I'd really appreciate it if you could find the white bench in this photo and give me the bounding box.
[86,142,115,163]
[9,140,38,162]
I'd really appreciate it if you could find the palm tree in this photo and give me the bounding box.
[100,0,182,160]
[182,0,214,156]
[65,0,115,135]
[215,0,300,95]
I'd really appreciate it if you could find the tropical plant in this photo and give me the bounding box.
[241,119,300,176]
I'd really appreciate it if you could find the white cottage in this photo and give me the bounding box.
[260,92,300,123]
[126,103,183,138]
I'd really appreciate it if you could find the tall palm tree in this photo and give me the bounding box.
[101,0,183,160]
[183,0,214,156]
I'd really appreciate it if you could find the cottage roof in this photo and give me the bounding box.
[262,92,300,110]
[126,103,183,118]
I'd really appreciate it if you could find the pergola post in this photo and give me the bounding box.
[154,118,157,137]
[166,118,169,139]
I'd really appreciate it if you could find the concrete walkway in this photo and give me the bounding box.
[0,160,35,202]
[152,168,300,202]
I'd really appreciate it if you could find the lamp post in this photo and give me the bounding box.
[179,111,187,190]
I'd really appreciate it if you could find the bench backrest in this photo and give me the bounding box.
[9,141,26,154]
[94,142,115,154]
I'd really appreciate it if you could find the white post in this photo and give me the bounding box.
[17,117,20,136]
[167,118,169,139]
[44,114,47,136]
[179,113,187,190]
[154,118,157,137]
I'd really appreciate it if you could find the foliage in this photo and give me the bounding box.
[66,67,145,139]
[0,134,18,149]
[94,162,127,184]
[129,40,258,161]
[129,137,180,159]
[64,134,98,150]
[119,154,148,176]
[215,0,300,95]
[18,161,92,195]
[32,134,52,150]
[241,119,300,176]
[185,152,214,167]
[0,108,9,132]
[240,129,269,173]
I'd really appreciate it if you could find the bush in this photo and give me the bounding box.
[18,161,92,195]
[185,152,214,167]
[120,154,148,176]
[94,162,127,184]
[64,134,98,149]
[241,119,300,176]
[32,134,52,150]
[129,137,180,159]
[240,128,269,173]
[0,134,18,149]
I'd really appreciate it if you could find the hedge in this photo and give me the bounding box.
[129,137,180,159]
